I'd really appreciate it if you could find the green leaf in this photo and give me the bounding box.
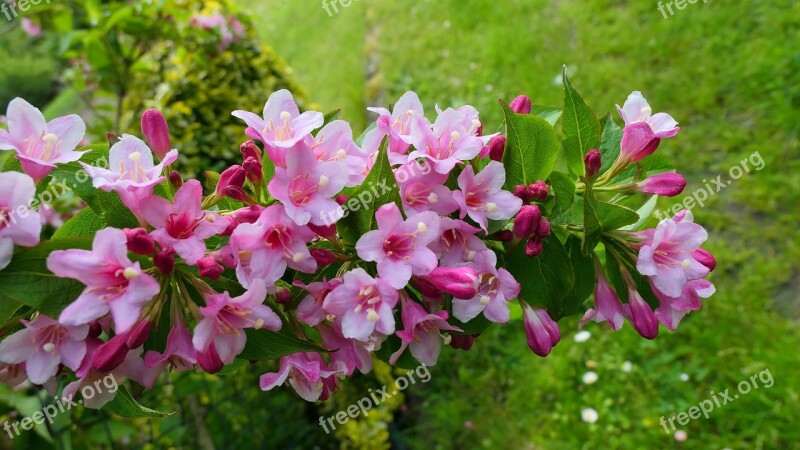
[599,113,622,174]
[53,208,106,238]
[549,171,576,216]
[337,138,402,244]
[531,104,563,126]
[558,235,596,318]
[0,239,92,317]
[374,334,419,370]
[622,195,659,231]
[562,66,601,176]
[583,187,639,254]
[506,236,575,314]
[103,386,170,418]
[500,100,560,189]
[238,329,323,361]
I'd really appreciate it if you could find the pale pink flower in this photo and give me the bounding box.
[364,91,425,165]
[429,218,489,266]
[616,91,680,139]
[0,171,42,270]
[409,108,485,173]
[395,160,459,216]
[452,251,519,323]
[144,321,197,372]
[323,268,399,341]
[319,320,379,376]
[294,277,341,326]
[390,297,461,366]
[453,162,522,231]
[653,279,715,331]
[259,352,340,402]
[310,120,369,186]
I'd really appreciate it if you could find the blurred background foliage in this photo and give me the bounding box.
[1,0,799,449]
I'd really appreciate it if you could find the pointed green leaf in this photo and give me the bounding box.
[103,386,170,418]
[500,100,560,189]
[562,66,601,175]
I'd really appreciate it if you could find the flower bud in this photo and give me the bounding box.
[524,237,544,257]
[493,230,514,242]
[141,109,171,159]
[528,180,549,201]
[692,248,717,272]
[309,223,337,239]
[125,320,152,349]
[123,228,156,255]
[422,266,480,300]
[509,95,532,115]
[513,205,542,238]
[243,156,263,184]
[197,342,223,374]
[168,170,183,188]
[154,248,176,275]
[513,184,531,202]
[216,165,246,197]
[619,122,660,163]
[221,205,264,236]
[584,149,602,178]
[414,277,444,302]
[623,289,659,340]
[275,286,292,304]
[224,186,254,204]
[537,218,551,238]
[487,135,506,162]
[92,335,129,373]
[449,334,477,350]
[197,256,224,281]
[636,172,686,197]
[240,140,262,161]
[335,195,349,205]
[310,248,338,267]
[523,305,560,357]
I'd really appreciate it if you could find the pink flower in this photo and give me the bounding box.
[355,203,440,289]
[259,352,340,402]
[453,162,522,231]
[580,272,626,331]
[82,135,178,219]
[390,298,462,366]
[21,18,42,37]
[635,210,710,297]
[323,268,399,341]
[319,320,378,376]
[395,161,459,216]
[142,180,227,265]
[616,91,680,139]
[0,316,88,385]
[294,277,341,326]
[230,205,317,288]
[653,279,715,331]
[0,98,86,181]
[232,90,323,165]
[409,108,485,173]
[622,289,659,339]
[364,91,425,165]
[523,305,561,357]
[452,251,520,323]
[267,146,347,226]
[310,120,369,186]
[417,266,480,299]
[192,280,282,366]
[429,218,489,266]
[636,172,687,197]
[48,228,161,333]
[619,122,660,164]
[0,171,42,270]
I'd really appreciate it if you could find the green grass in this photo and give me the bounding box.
[237,0,800,448]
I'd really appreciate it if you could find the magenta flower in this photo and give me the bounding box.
[323,268,399,341]
[429,218,489,266]
[364,91,425,165]
[523,305,561,357]
[409,108,485,173]
[0,98,86,181]
[310,120,369,187]
[82,134,178,219]
[418,266,480,299]
[192,280,282,366]
[395,161,459,216]
[230,205,317,288]
[144,321,198,371]
[452,251,520,323]
[142,180,227,265]
[0,315,88,385]
[453,162,523,231]
[267,146,347,226]
[635,210,710,297]
[619,122,660,164]
[580,272,626,331]
[232,90,323,165]
[355,203,440,289]
[653,279,715,331]
[48,228,160,333]
[259,352,340,402]
[636,172,687,197]
[616,91,680,139]
[390,298,462,366]
[294,277,341,326]
[0,171,42,270]
[622,288,660,339]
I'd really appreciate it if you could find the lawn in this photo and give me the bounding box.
[237,0,800,448]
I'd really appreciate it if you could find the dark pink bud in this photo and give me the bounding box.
[335,195,349,205]
[224,186,254,204]
[493,230,514,242]
[488,135,506,162]
[537,218,551,238]
[513,184,531,202]
[309,223,337,239]
[513,205,542,238]
[125,320,152,349]
[168,170,183,188]
[214,246,237,269]
[422,266,480,299]
[88,322,103,338]
[197,342,223,374]
[637,172,686,197]
[92,335,129,373]
[528,180,549,201]
[154,248,176,275]
[509,95,532,115]
[692,249,717,272]
[275,286,291,304]
[216,165,246,196]
[310,248,338,267]
[221,205,265,236]
[625,289,659,340]
[584,149,602,178]
[524,237,544,257]
[141,109,171,159]
[240,140,262,161]
[243,156,263,184]
[197,256,224,281]
[449,334,478,350]
[523,305,560,357]
[620,122,660,163]
[124,228,156,255]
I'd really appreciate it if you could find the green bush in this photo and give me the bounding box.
[0,28,59,110]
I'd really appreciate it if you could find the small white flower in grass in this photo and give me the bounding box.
[574,330,591,342]
[680,373,690,382]
[621,361,633,373]
[581,408,598,424]
[582,371,598,385]
[674,430,688,442]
